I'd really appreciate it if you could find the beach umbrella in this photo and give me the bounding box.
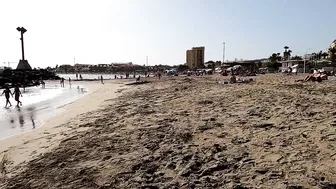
[233,65,242,69]
[291,64,299,68]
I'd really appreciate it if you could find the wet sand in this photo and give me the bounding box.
[0,80,129,184]
[2,75,336,188]
[0,83,90,140]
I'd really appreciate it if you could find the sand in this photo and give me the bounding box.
[0,80,129,182]
[2,75,336,188]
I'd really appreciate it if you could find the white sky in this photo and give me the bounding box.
[0,0,162,68]
[2,0,335,69]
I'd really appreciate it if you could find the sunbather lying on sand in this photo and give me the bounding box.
[296,73,327,82]
[230,75,237,83]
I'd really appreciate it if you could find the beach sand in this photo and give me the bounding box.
[0,80,129,183]
[2,75,336,188]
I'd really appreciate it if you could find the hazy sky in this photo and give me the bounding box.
[0,0,335,68]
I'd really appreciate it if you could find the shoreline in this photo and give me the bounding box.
[0,80,130,173]
[0,81,90,141]
[4,75,336,188]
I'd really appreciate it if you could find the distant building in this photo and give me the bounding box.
[186,46,205,69]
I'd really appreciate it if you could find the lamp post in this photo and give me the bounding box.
[17,27,27,61]
[303,48,312,73]
[16,27,32,70]
[222,42,225,65]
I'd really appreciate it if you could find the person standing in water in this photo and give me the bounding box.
[60,77,65,87]
[1,87,13,108]
[14,86,23,107]
[41,80,46,89]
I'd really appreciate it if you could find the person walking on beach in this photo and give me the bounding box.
[1,87,13,108]
[80,74,83,80]
[101,75,104,84]
[14,86,23,107]
[60,78,65,87]
[41,80,45,89]
[69,77,72,88]
[76,73,78,79]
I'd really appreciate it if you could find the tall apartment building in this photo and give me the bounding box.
[186,46,205,69]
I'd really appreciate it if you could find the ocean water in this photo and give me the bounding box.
[0,81,87,140]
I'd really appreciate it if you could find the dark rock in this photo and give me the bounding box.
[321,183,336,189]
[253,123,274,130]
[286,186,305,189]
[231,136,250,145]
[198,100,213,105]
[200,161,230,177]
[255,169,268,174]
[0,69,60,89]
[233,185,250,189]
[141,185,159,189]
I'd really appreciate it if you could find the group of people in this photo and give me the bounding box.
[296,69,328,83]
[1,86,23,108]
[76,74,83,80]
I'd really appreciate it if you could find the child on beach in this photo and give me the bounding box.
[1,87,13,108]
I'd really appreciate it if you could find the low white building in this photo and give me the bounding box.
[280,60,304,72]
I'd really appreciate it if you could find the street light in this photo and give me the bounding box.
[222,42,226,65]
[16,26,32,70]
[303,48,312,73]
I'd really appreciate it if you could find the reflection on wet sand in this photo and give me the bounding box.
[9,106,36,130]
[28,106,36,129]
[0,85,87,139]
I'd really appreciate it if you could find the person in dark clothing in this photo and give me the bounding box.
[14,86,23,107]
[41,80,46,89]
[1,87,13,108]
[60,78,65,87]
[101,75,104,84]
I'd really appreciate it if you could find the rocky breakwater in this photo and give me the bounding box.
[0,69,60,89]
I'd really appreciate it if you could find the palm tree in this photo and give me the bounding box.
[318,51,323,60]
[268,53,282,70]
[288,50,292,58]
[283,46,291,60]
[269,53,278,63]
[329,47,336,62]
[322,52,329,59]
